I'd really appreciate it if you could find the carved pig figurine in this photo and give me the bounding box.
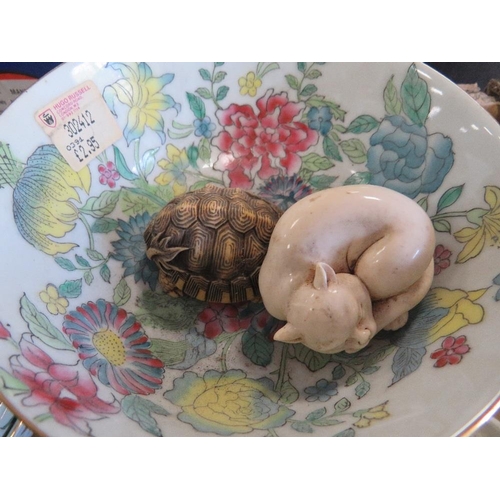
[259,185,435,354]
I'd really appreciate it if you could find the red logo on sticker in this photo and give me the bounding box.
[39,109,57,128]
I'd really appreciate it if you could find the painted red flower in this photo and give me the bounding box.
[434,244,452,275]
[10,334,119,435]
[212,90,319,188]
[430,335,470,367]
[197,303,252,339]
[98,161,120,188]
[0,321,11,340]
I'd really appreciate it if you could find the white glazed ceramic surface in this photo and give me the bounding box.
[1,62,500,437]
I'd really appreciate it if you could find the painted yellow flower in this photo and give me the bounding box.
[155,144,188,196]
[13,145,90,256]
[103,62,179,145]
[238,72,262,97]
[39,285,69,315]
[454,186,500,263]
[164,370,294,435]
[354,402,390,428]
[426,287,486,344]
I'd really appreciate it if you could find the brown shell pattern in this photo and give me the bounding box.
[144,184,283,303]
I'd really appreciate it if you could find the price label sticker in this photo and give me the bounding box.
[35,81,122,171]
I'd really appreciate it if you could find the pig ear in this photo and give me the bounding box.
[313,262,337,290]
[273,323,302,344]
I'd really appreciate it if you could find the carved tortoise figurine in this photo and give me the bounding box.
[144,184,283,303]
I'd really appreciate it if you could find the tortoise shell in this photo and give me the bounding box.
[144,184,283,303]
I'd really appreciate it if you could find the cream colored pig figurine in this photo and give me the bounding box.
[259,185,435,354]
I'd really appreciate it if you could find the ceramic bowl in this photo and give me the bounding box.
[1,62,499,436]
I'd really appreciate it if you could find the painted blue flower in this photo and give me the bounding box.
[111,212,158,290]
[259,173,313,210]
[194,117,216,138]
[366,115,454,199]
[304,379,338,402]
[307,106,333,136]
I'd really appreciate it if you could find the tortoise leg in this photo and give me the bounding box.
[158,273,184,297]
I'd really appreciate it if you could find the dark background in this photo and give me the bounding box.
[0,62,500,88]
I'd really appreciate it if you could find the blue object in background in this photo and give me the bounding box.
[0,62,61,78]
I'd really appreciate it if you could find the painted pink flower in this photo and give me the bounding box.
[197,303,252,339]
[63,299,165,396]
[98,161,120,188]
[0,321,11,340]
[434,244,452,275]
[430,335,470,367]
[10,334,119,435]
[212,90,319,188]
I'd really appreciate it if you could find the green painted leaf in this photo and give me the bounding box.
[437,185,464,213]
[345,373,359,386]
[172,120,193,130]
[293,344,332,372]
[242,329,274,367]
[361,366,380,375]
[433,219,451,233]
[54,256,76,271]
[214,71,227,83]
[347,115,379,134]
[100,264,111,283]
[401,64,431,126]
[291,421,314,433]
[0,368,29,396]
[343,171,371,185]
[91,217,119,234]
[355,380,370,399]
[167,129,192,140]
[199,68,211,81]
[334,397,351,413]
[466,208,488,226]
[332,364,346,380]
[308,174,338,190]
[216,85,229,102]
[300,84,317,97]
[258,62,280,78]
[86,249,105,261]
[198,137,211,163]
[135,291,203,331]
[301,153,333,174]
[278,379,299,404]
[312,417,343,426]
[417,196,429,212]
[195,87,212,99]
[84,270,94,285]
[121,395,169,437]
[297,62,307,73]
[189,180,211,191]
[113,278,131,307]
[493,273,500,286]
[58,279,82,299]
[333,427,355,437]
[307,69,322,79]
[340,139,367,164]
[286,74,299,90]
[187,145,199,168]
[150,338,190,366]
[80,190,120,218]
[0,142,23,188]
[383,75,402,115]
[391,346,426,385]
[20,294,71,349]
[75,255,90,268]
[139,148,159,179]
[113,145,139,181]
[215,62,224,67]
[323,135,342,161]
[186,92,206,120]
[306,407,327,421]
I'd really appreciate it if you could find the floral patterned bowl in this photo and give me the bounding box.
[1,62,500,437]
